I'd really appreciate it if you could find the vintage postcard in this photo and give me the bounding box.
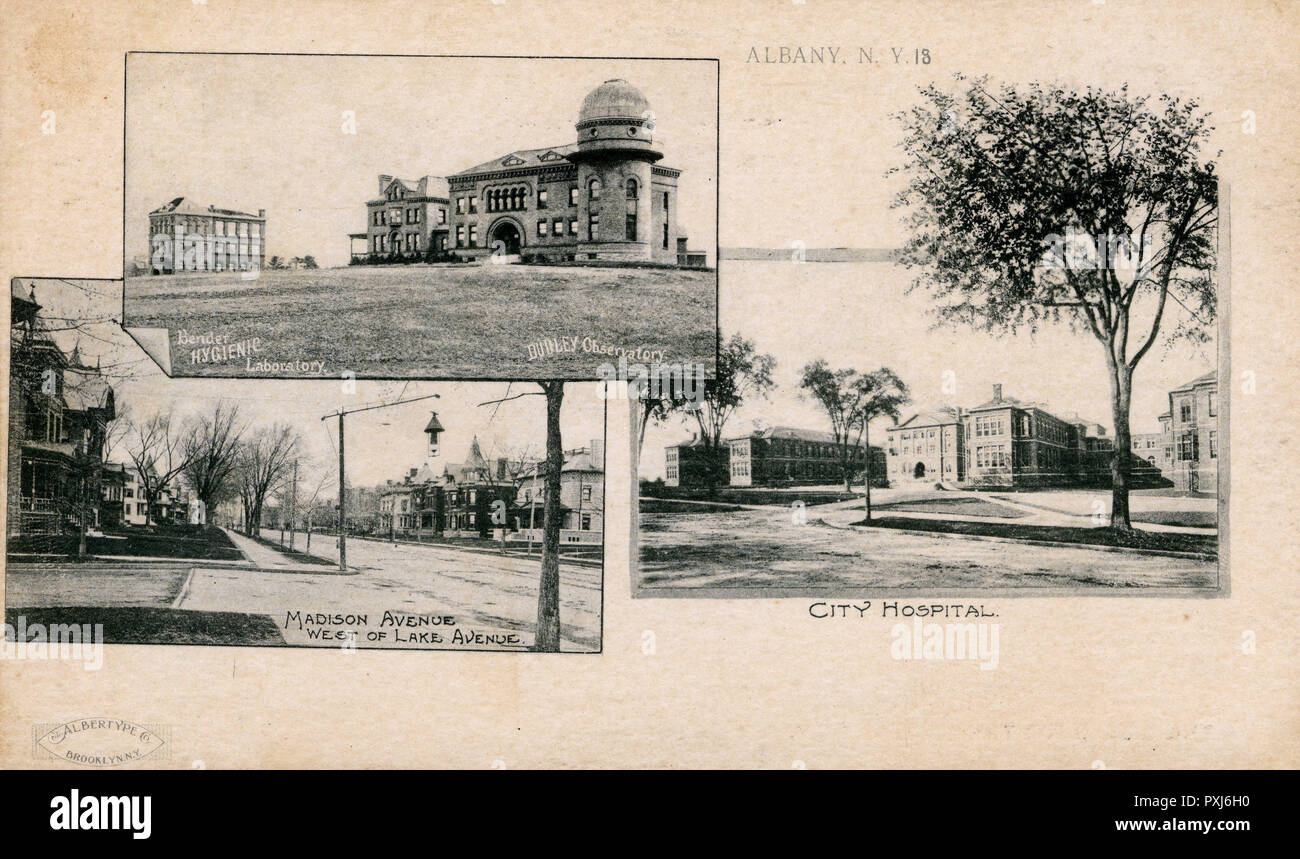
[2,0,1298,774]
[121,53,718,380]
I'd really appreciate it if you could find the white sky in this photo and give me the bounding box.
[125,54,717,268]
[639,260,1216,480]
[26,279,606,494]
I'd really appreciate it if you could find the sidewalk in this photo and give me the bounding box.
[220,528,354,574]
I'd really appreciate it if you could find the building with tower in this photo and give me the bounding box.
[359,79,700,265]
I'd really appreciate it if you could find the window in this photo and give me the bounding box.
[1209,431,1217,459]
[468,196,477,214]
[569,186,579,206]
[250,224,260,238]
[1178,431,1199,461]
[626,213,637,240]
[626,178,638,199]
[537,219,548,237]
[538,188,548,209]
[1208,391,1217,417]
[456,225,465,248]
[582,485,593,501]
[456,197,466,215]
[468,224,478,246]
[438,208,446,225]
[553,218,563,238]
[581,513,592,531]
[589,212,600,240]
[589,179,601,201]
[1180,398,1194,422]
[569,218,578,236]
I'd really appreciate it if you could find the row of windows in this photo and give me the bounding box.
[154,217,261,238]
[372,233,422,253]
[973,444,1009,469]
[372,207,447,227]
[538,219,579,238]
[454,179,654,214]
[972,415,1006,437]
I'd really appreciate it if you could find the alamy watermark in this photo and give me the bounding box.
[3,615,104,670]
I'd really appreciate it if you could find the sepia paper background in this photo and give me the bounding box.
[2,0,1297,768]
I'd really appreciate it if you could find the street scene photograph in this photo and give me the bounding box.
[9,278,605,651]
[637,76,1223,596]
[121,53,717,379]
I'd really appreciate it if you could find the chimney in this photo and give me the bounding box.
[258,209,265,218]
[993,383,1003,403]
[379,174,392,195]
[496,457,507,481]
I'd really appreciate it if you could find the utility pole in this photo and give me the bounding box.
[338,413,346,571]
[322,391,441,573]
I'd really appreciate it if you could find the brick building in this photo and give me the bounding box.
[1164,372,1218,493]
[350,175,450,261]
[148,197,266,274]
[663,435,728,488]
[727,427,881,487]
[886,407,965,484]
[441,79,688,264]
[378,437,517,539]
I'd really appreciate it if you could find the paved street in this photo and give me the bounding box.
[6,529,602,651]
[175,529,602,651]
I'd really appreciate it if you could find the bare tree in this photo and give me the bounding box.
[236,424,300,538]
[122,411,196,526]
[182,401,246,513]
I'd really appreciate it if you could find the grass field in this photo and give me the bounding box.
[6,606,285,646]
[124,264,716,378]
[8,525,242,561]
[855,517,1217,556]
[873,496,1030,518]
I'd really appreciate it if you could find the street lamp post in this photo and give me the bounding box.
[322,392,441,573]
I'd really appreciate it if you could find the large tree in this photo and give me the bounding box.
[181,401,246,514]
[893,76,1217,530]
[798,363,909,501]
[685,332,776,493]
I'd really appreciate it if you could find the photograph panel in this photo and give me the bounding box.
[635,75,1225,598]
[122,53,718,380]
[10,278,605,651]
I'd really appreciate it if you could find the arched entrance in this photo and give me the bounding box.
[490,220,522,255]
[913,462,927,480]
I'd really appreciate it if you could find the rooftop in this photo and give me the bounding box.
[449,144,579,179]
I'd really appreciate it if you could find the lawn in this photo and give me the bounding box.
[873,497,1030,518]
[640,483,864,507]
[124,264,717,378]
[8,525,243,561]
[6,606,285,646]
[855,516,1217,556]
[638,508,1219,590]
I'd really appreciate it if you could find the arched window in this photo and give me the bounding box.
[589,179,602,201]
[488,190,496,212]
[626,178,638,199]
